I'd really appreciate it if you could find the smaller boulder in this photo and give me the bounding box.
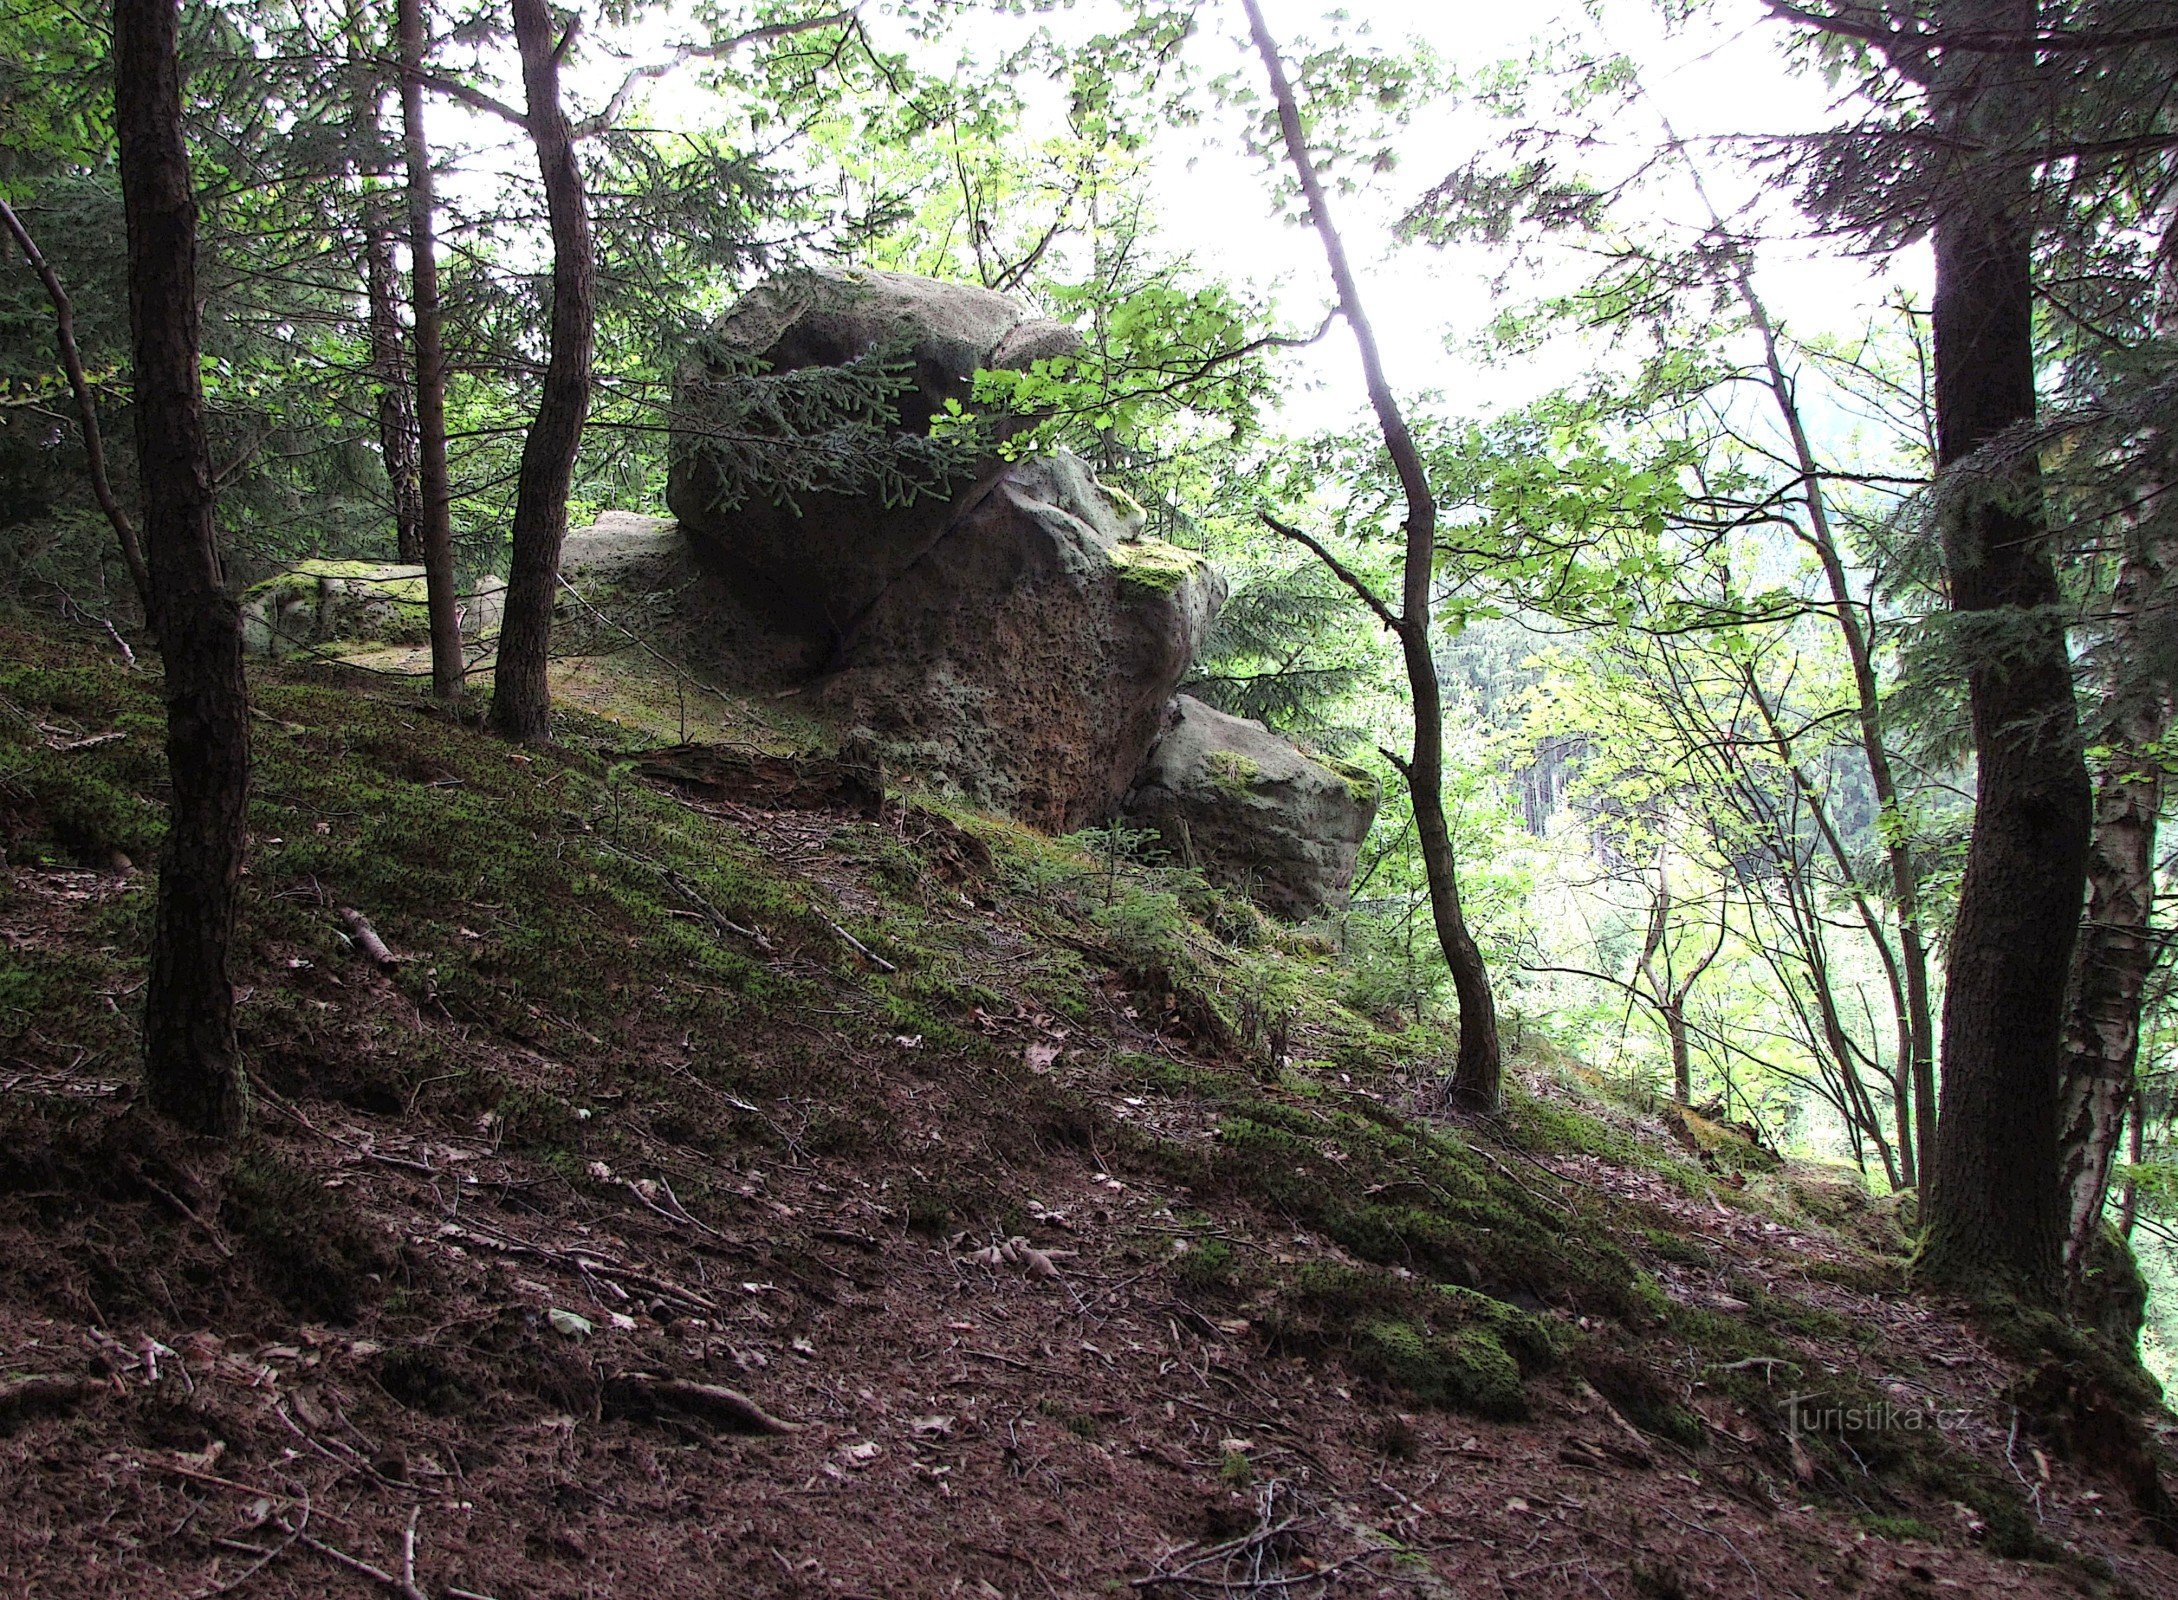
[1124,695,1379,920]
[242,560,503,657]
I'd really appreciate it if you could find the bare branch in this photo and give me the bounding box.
[576,11,860,138]
[0,197,155,626]
[1255,509,1401,634]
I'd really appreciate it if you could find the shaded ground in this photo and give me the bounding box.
[3,619,2175,1599]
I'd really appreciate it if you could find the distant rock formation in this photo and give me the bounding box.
[241,560,502,657]
[1123,695,1380,920]
[666,266,1080,643]
[822,450,1224,832]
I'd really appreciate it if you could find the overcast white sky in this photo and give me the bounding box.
[529,0,1920,435]
[1135,0,1917,430]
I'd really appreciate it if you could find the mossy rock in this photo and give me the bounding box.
[242,560,504,656]
[1122,695,1380,920]
[1108,536,1209,596]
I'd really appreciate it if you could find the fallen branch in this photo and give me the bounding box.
[339,907,404,969]
[45,729,126,753]
[601,1372,798,1434]
[289,1516,430,1600]
[821,912,897,973]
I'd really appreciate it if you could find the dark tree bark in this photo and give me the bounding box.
[0,197,157,625]
[396,0,465,700]
[1242,0,1501,1109]
[114,0,250,1136]
[362,199,424,565]
[1918,0,2093,1299]
[487,0,596,742]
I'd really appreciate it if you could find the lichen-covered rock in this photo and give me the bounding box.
[824,451,1224,832]
[1123,695,1379,919]
[666,266,1080,641]
[240,560,510,657]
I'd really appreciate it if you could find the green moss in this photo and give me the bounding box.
[1173,1237,1241,1295]
[1205,749,1261,796]
[1316,751,1380,807]
[1108,537,1206,596]
[1353,1319,1528,1419]
[245,561,432,648]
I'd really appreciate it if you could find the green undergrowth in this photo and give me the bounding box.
[1,622,835,1125]
[4,617,2150,1547]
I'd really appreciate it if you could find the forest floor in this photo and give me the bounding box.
[3,617,2177,1599]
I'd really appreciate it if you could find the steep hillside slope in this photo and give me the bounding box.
[2,620,2174,1599]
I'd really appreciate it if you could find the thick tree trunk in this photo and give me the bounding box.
[0,198,157,626]
[396,0,465,700]
[1919,0,2092,1299]
[362,199,424,564]
[1242,0,1500,1109]
[114,0,250,1136]
[488,0,596,742]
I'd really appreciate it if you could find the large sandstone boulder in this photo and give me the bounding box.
[825,451,1224,832]
[1123,695,1380,920]
[667,266,1080,641]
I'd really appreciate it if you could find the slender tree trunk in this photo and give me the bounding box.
[1634,857,1691,1105]
[396,0,464,700]
[359,117,424,568]
[1919,0,2092,1299]
[1740,663,1918,1185]
[1736,280,1935,1186]
[363,205,423,563]
[2057,535,2171,1281]
[114,0,250,1136]
[2056,200,2178,1290]
[0,197,157,626]
[1242,0,1500,1109]
[488,0,595,742]
[1657,108,1938,1184]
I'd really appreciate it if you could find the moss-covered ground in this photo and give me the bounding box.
[2,612,2173,1597]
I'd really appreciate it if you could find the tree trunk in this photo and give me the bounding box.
[396,0,465,701]
[2056,198,2178,1291]
[2057,536,2170,1282]
[114,0,250,1136]
[0,198,157,626]
[1241,0,1501,1109]
[487,0,596,742]
[362,199,424,564]
[1736,276,1934,1187]
[1919,0,2093,1299]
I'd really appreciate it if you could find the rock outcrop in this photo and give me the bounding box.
[241,560,503,657]
[666,266,1080,641]
[1123,695,1380,920]
[825,451,1223,832]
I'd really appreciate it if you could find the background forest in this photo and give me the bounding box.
[4,0,2176,1375]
